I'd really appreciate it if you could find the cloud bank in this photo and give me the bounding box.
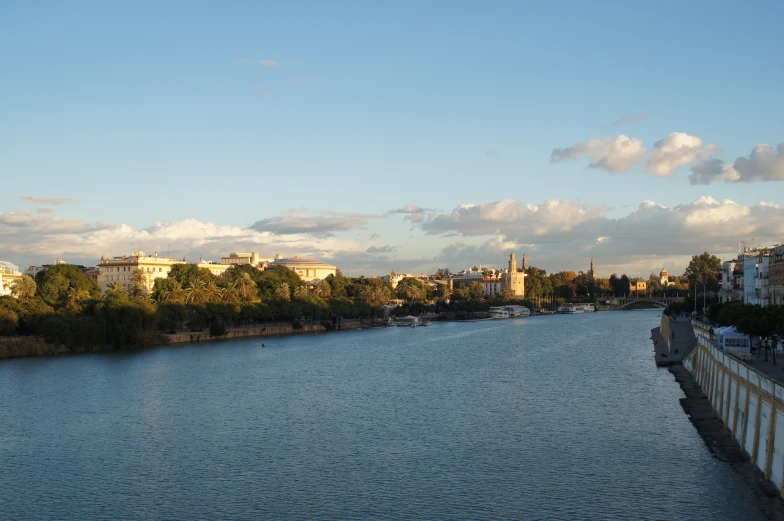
[690,144,784,184]
[2,197,781,276]
[550,135,646,173]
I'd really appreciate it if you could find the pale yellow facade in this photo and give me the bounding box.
[196,259,232,277]
[98,251,184,293]
[500,252,526,298]
[269,256,337,282]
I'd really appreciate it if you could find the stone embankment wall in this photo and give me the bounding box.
[660,317,673,349]
[684,321,784,494]
[161,321,370,345]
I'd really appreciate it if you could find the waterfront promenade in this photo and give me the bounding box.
[651,315,696,366]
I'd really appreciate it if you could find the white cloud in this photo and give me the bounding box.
[690,143,784,184]
[550,135,646,173]
[366,245,398,253]
[420,199,609,240]
[257,60,279,67]
[646,132,721,177]
[249,210,381,237]
[0,212,375,267]
[612,112,647,126]
[3,198,783,279]
[418,197,784,275]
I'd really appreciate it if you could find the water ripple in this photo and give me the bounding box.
[0,310,765,520]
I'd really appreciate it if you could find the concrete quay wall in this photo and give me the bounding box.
[684,321,784,495]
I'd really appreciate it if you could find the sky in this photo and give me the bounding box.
[1,1,783,277]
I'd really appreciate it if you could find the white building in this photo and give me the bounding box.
[98,251,184,293]
[220,252,275,269]
[268,255,337,282]
[743,253,770,305]
[0,261,22,297]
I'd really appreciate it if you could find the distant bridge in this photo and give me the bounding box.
[607,296,680,309]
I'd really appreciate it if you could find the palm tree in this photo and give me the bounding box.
[220,285,237,303]
[162,280,185,304]
[104,281,125,296]
[202,280,220,303]
[10,275,36,300]
[128,284,146,299]
[360,285,389,306]
[185,280,207,304]
[316,280,331,298]
[374,286,391,305]
[131,269,149,293]
[233,273,257,301]
[396,279,423,304]
[453,286,470,301]
[293,285,309,300]
[275,282,290,300]
[67,287,91,306]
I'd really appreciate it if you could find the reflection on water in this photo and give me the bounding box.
[0,310,765,520]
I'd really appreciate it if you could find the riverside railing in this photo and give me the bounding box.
[685,320,784,493]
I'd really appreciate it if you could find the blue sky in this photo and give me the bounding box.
[1,1,783,276]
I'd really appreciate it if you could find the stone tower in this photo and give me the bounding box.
[589,258,596,279]
[501,251,526,298]
[522,253,528,271]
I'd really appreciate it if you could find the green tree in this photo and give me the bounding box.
[316,279,332,298]
[104,281,125,296]
[468,281,484,300]
[275,282,291,300]
[35,264,101,308]
[185,280,208,304]
[293,285,310,300]
[435,268,452,279]
[10,275,37,300]
[684,252,722,292]
[232,272,258,301]
[257,266,302,300]
[396,277,425,303]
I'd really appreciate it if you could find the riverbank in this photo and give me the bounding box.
[0,320,380,360]
[669,364,784,519]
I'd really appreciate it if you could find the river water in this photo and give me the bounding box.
[0,310,765,520]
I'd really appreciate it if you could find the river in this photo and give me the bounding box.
[0,310,765,520]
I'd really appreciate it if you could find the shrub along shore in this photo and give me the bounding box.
[0,263,535,360]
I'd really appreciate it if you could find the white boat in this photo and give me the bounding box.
[557,303,595,314]
[489,307,511,319]
[502,305,531,317]
[389,315,423,327]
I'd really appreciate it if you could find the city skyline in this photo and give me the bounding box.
[1,2,783,276]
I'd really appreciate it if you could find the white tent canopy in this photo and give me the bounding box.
[716,326,750,352]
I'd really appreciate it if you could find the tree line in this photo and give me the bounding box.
[0,264,526,352]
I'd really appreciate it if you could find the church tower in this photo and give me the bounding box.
[589,258,596,279]
[522,253,528,271]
